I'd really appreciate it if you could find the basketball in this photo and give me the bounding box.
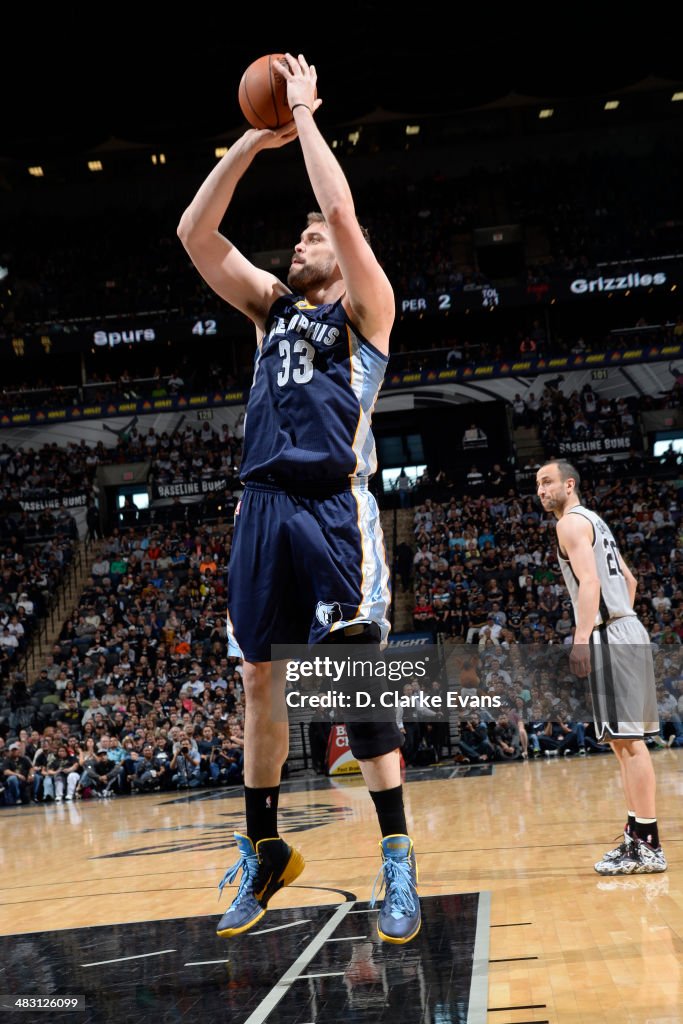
[238,53,292,130]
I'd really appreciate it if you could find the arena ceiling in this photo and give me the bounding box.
[4,13,681,161]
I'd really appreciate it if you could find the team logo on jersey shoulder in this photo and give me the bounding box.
[316,601,343,626]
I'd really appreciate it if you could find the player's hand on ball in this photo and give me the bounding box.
[249,121,300,150]
[275,53,322,115]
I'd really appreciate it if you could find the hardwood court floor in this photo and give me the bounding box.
[1,749,681,1024]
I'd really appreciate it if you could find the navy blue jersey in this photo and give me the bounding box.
[239,295,388,485]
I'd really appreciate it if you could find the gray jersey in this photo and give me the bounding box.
[557,505,636,628]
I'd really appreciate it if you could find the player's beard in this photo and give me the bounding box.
[287,258,335,291]
[545,493,566,514]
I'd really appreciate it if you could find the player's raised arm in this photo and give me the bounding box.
[277,54,395,354]
[555,514,600,643]
[177,127,295,331]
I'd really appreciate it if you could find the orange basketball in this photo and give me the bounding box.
[238,54,291,130]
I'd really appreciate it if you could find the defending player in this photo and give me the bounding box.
[536,460,666,874]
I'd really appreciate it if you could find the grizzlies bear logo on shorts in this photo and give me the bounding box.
[316,601,343,626]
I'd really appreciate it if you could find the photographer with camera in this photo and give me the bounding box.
[197,724,222,782]
[210,741,243,786]
[129,745,158,793]
[171,739,202,789]
[32,737,57,802]
[151,736,174,790]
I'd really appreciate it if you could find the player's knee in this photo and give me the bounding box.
[272,737,289,766]
[345,721,403,760]
[241,661,282,696]
[611,737,646,756]
[318,621,398,757]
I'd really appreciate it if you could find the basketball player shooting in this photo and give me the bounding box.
[536,460,666,874]
[177,53,420,943]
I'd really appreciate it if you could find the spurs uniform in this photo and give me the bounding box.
[558,505,658,740]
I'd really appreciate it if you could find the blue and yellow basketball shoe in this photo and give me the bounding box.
[216,832,305,937]
[370,834,421,944]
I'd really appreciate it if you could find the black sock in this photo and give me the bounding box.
[626,812,636,836]
[634,817,659,848]
[370,785,408,838]
[245,785,280,845]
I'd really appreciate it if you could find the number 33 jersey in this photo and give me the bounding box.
[557,505,637,627]
[239,295,388,486]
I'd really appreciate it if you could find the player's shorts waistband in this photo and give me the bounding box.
[242,477,370,498]
[593,613,637,632]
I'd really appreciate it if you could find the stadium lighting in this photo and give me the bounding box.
[538,108,554,119]
[88,161,103,172]
[28,166,44,177]
[604,100,620,110]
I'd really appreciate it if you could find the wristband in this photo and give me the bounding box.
[291,103,312,115]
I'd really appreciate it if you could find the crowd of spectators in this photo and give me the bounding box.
[387,383,682,515]
[0,361,241,416]
[4,312,681,413]
[408,470,682,645]
[120,418,244,489]
[512,377,644,450]
[506,147,683,276]
[3,142,683,335]
[0,506,78,684]
[1,373,682,795]
[395,640,683,769]
[393,462,683,764]
[0,418,245,516]
[2,453,682,795]
[0,416,248,695]
[0,519,247,806]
